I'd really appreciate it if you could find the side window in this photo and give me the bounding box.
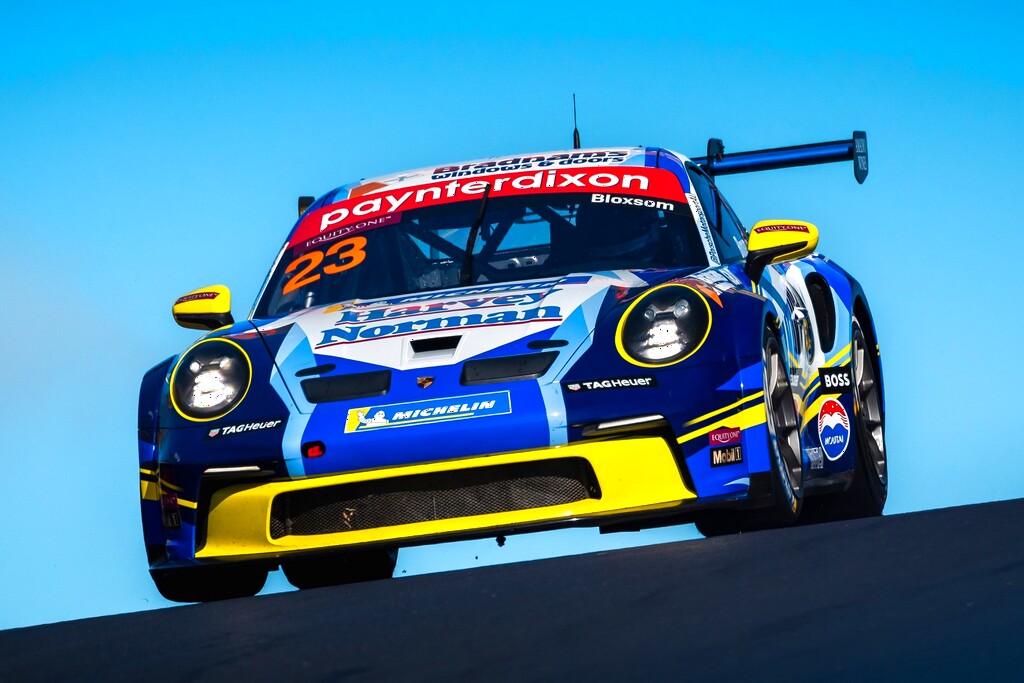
[686,165,746,264]
[717,195,748,259]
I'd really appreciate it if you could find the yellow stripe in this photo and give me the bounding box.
[683,391,764,427]
[799,344,854,429]
[140,480,160,501]
[140,467,157,477]
[159,478,183,493]
[677,402,767,444]
[177,498,198,509]
[823,343,851,367]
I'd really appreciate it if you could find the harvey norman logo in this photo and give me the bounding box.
[317,294,561,348]
[344,391,512,433]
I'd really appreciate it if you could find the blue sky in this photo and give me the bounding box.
[2,2,1022,629]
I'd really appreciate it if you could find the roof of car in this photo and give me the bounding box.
[318,146,678,206]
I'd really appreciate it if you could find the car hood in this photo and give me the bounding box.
[253,271,670,405]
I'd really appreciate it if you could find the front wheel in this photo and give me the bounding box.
[762,326,804,520]
[151,564,268,603]
[283,548,397,590]
[695,324,803,536]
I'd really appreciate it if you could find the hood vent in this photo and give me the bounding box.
[301,369,391,404]
[410,336,461,354]
[527,339,569,350]
[295,363,336,378]
[461,352,558,386]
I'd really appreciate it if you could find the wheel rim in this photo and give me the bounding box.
[763,336,802,499]
[852,325,887,484]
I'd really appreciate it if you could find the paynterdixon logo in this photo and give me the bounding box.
[344,391,511,433]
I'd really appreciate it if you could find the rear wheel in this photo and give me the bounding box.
[806,316,887,520]
[695,324,803,536]
[283,548,397,590]
[151,564,268,603]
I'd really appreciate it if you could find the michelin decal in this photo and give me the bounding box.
[345,391,512,433]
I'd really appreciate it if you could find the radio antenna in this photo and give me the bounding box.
[572,94,581,149]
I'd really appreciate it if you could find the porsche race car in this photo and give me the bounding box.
[138,133,887,602]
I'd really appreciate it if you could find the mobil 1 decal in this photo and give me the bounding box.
[819,365,852,394]
[709,427,743,467]
[817,398,850,461]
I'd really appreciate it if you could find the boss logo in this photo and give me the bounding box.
[819,366,852,394]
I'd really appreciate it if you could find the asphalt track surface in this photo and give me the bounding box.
[3,499,1024,682]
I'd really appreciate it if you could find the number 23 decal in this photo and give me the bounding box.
[282,236,367,296]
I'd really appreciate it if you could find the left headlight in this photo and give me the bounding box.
[617,284,711,366]
[169,339,252,421]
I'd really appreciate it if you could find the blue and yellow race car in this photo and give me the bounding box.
[138,134,886,602]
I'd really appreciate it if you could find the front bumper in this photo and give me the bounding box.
[196,435,695,560]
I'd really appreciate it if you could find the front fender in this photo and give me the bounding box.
[138,356,174,561]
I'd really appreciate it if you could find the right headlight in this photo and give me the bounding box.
[169,338,252,421]
[617,284,711,366]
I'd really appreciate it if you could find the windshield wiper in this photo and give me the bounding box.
[459,183,492,286]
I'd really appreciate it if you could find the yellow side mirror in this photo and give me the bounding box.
[744,220,819,281]
[172,285,234,330]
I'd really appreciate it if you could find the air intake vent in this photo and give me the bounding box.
[461,352,558,386]
[269,457,600,538]
[301,370,391,404]
[411,336,460,353]
[806,274,836,353]
[527,339,569,350]
[295,363,336,378]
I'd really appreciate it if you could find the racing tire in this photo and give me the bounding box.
[695,324,804,536]
[283,548,398,590]
[804,316,887,521]
[151,565,268,603]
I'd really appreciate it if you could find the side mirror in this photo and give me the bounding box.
[744,220,819,282]
[172,285,235,330]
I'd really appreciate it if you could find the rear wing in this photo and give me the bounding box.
[691,131,868,184]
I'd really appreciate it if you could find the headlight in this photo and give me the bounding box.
[169,339,252,421]
[617,284,711,366]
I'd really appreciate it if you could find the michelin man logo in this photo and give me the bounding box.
[357,410,390,426]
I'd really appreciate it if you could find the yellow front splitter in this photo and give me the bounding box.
[197,436,694,559]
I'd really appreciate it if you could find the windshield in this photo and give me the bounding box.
[255,173,705,318]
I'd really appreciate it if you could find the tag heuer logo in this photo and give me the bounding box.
[204,419,284,439]
[561,376,658,392]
